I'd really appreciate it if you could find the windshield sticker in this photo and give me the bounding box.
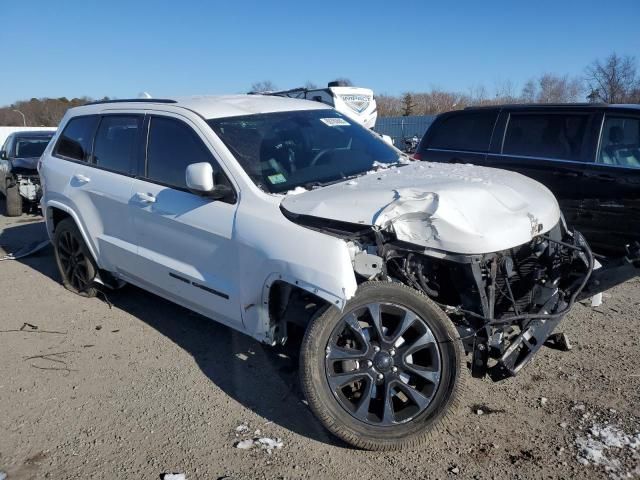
[320,118,350,127]
[268,173,287,184]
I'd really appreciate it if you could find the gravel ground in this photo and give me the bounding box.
[0,203,638,480]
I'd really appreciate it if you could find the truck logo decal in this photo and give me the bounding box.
[340,95,371,114]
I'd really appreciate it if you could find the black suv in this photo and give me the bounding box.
[415,104,640,256]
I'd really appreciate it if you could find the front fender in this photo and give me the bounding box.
[235,198,357,344]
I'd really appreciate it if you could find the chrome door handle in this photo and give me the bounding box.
[135,192,156,204]
[72,174,91,184]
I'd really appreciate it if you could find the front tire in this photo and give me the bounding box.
[53,218,98,297]
[300,281,465,450]
[5,179,23,216]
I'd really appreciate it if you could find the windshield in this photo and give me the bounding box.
[207,109,400,193]
[14,136,52,158]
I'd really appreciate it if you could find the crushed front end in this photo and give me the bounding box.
[381,220,594,380]
[10,167,42,204]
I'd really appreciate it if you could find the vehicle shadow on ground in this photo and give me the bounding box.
[0,218,344,448]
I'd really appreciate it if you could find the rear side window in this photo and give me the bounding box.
[92,115,142,174]
[598,116,640,169]
[55,116,99,161]
[503,113,588,161]
[428,111,497,152]
[146,116,225,189]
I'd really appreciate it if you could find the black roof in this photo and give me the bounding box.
[464,103,640,111]
[11,130,55,137]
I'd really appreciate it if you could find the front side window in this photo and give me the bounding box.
[92,115,142,174]
[598,116,640,169]
[55,116,100,161]
[428,111,498,152]
[146,116,227,189]
[503,113,588,161]
[207,109,401,193]
[14,136,53,158]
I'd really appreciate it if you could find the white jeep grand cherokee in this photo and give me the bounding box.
[39,95,606,450]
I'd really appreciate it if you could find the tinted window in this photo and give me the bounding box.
[503,113,588,161]
[55,116,99,161]
[93,116,141,174]
[428,111,498,152]
[146,116,224,189]
[598,116,640,169]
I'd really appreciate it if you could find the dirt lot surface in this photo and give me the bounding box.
[0,203,638,480]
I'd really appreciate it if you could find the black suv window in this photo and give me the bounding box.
[428,111,498,152]
[93,116,142,174]
[55,116,99,161]
[503,113,588,161]
[598,115,640,169]
[146,116,226,189]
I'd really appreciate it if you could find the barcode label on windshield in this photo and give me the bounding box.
[320,118,350,127]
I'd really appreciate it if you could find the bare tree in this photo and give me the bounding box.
[376,94,403,117]
[494,80,518,103]
[585,53,639,103]
[250,80,278,93]
[518,74,583,104]
[304,81,318,89]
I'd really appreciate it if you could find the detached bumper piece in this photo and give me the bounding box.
[488,316,563,381]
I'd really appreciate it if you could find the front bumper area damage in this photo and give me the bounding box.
[8,167,42,203]
[383,222,595,381]
[282,204,640,381]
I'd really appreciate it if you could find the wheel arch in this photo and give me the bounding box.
[45,201,100,266]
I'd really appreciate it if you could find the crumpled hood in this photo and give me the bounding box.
[281,162,561,254]
[11,157,40,171]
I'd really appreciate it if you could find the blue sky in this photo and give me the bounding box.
[1,0,638,106]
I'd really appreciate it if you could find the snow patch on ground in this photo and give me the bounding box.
[234,437,284,454]
[575,422,640,479]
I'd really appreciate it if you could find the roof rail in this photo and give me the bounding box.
[85,98,178,106]
[464,102,608,110]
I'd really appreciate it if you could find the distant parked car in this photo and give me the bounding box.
[415,104,640,255]
[0,130,55,216]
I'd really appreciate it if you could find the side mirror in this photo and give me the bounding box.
[185,162,234,201]
[0,150,7,160]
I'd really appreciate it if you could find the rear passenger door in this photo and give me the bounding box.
[486,111,596,200]
[589,112,640,253]
[129,114,242,327]
[53,114,142,272]
[485,110,632,255]
[417,110,498,164]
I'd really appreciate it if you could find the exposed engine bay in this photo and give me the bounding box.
[282,207,600,381]
[13,172,42,203]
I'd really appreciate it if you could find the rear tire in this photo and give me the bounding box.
[299,281,465,450]
[53,218,98,297]
[5,179,23,217]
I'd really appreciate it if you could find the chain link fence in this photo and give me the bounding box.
[375,115,436,150]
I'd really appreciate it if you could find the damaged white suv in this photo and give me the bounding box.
[39,96,636,450]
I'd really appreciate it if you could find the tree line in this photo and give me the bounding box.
[0,96,110,127]
[378,53,640,117]
[1,53,638,126]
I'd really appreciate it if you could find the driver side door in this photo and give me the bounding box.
[129,113,242,327]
